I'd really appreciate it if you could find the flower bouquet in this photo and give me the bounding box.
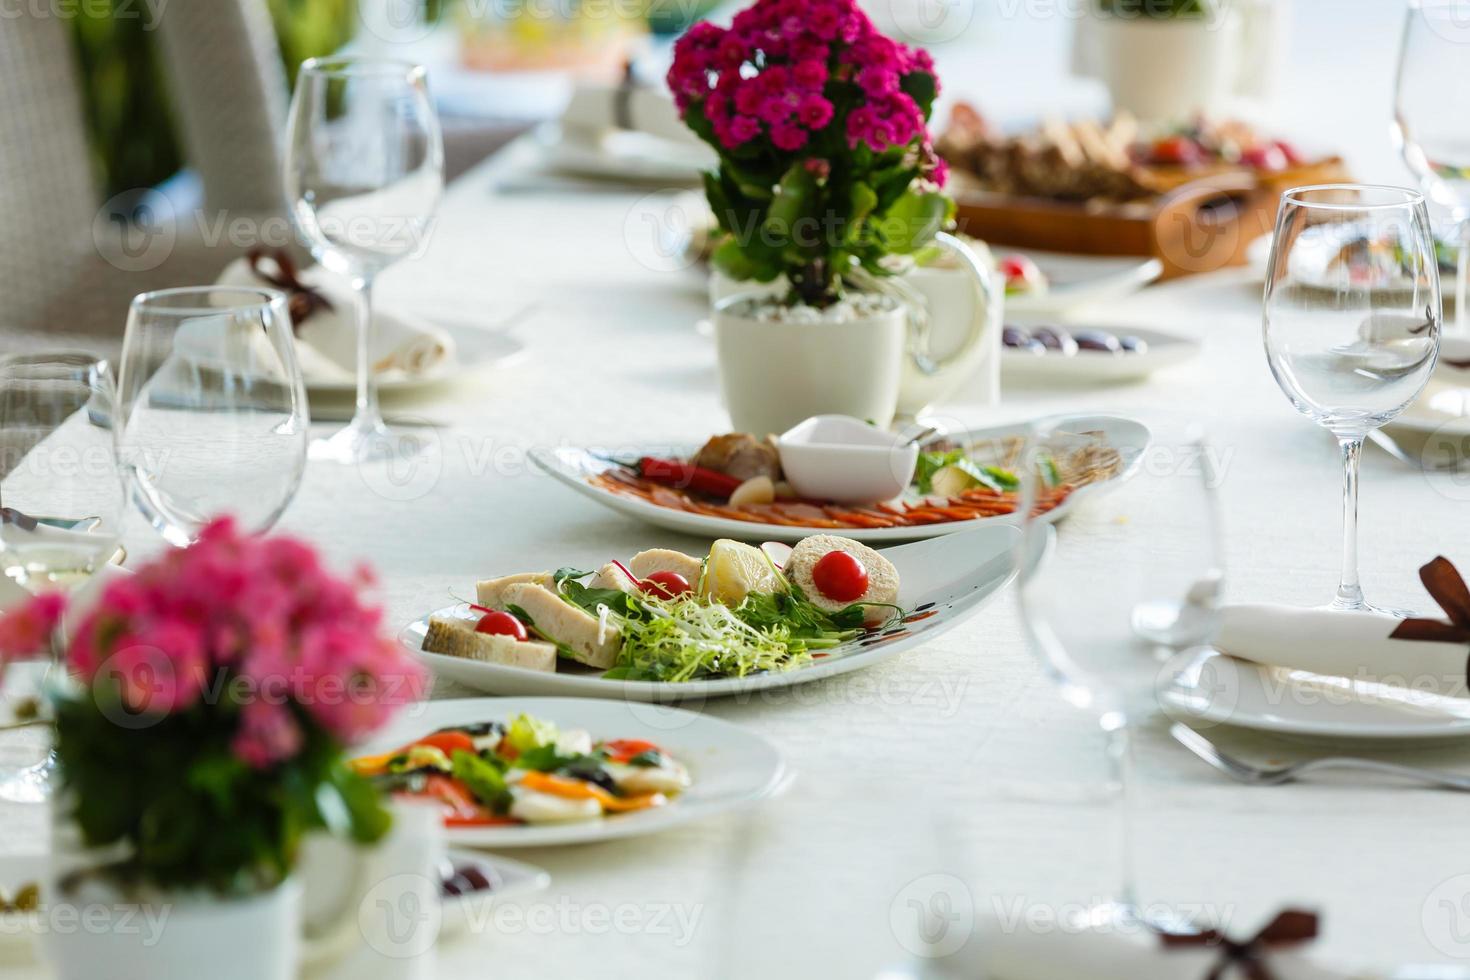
[0,518,425,980]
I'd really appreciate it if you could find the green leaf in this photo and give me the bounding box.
[765,162,817,236]
[880,190,949,254]
[451,750,511,810]
[847,182,878,241]
[712,237,760,281]
[900,71,938,119]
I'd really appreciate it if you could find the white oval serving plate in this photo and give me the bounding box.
[363,697,788,847]
[403,523,1021,702]
[1002,327,1201,383]
[529,415,1150,544]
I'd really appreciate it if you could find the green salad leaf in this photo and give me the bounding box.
[450,750,511,810]
[505,713,558,754]
[914,449,1019,494]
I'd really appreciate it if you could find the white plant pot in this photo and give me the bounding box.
[43,875,301,980]
[1091,14,1242,122]
[714,294,906,436]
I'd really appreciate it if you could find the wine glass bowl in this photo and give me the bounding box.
[0,353,125,591]
[114,286,309,547]
[1394,0,1470,333]
[1263,184,1441,612]
[284,56,444,464]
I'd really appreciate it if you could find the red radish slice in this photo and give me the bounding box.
[760,541,794,571]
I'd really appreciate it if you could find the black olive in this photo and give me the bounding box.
[1119,335,1149,354]
[1002,326,1031,348]
[1072,330,1123,354]
[561,763,618,794]
[1032,327,1079,356]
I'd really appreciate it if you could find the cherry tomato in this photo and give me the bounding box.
[811,550,869,603]
[603,738,662,762]
[641,571,692,600]
[476,611,528,641]
[1150,135,1204,166]
[997,255,1039,289]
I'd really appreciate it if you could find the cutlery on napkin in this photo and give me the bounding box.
[216,251,456,385]
[1215,557,1470,699]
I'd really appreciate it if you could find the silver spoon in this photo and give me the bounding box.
[1169,723,1470,791]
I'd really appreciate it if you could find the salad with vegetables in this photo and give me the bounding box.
[351,714,691,827]
[421,534,903,683]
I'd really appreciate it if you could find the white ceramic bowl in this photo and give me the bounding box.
[774,415,918,504]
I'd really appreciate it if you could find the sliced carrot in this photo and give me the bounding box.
[518,771,667,813]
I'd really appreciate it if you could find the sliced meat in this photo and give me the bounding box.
[692,433,782,482]
[500,583,620,669]
[422,618,557,672]
[476,571,553,608]
[626,549,704,585]
[589,562,639,593]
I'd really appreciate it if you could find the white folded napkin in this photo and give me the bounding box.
[217,257,455,385]
[1216,604,1469,698]
[560,81,696,146]
[973,912,1352,980]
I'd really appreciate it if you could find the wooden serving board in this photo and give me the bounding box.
[953,157,1350,280]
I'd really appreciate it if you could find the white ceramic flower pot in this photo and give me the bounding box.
[714,294,906,436]
[1090,13,1243,122]
[43,876,301,980]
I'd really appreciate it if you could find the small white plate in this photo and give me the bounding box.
[1002,327,1201,383]
[529,415,1150,544]
[440,849,549,936]
[1003,251,1165,319]
[1161,648,1470,740]
[404,523,1020,702]
[304,322,527,396]
[363,697,788,847]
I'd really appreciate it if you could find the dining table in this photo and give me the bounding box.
[5,1,1470,976]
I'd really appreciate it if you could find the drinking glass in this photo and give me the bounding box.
[1017,419,1224,927]
[115,286,309,546]
[1262,184,1441,613]
[1394,0,1470,335]
[0,352,125,802]
[0,354,125,589]
[284,57,444,463]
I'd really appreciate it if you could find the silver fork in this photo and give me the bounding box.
[1169,723,1470,791]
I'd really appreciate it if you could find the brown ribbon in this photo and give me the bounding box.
[1158,909,1319,980]
[1390,557,1470,655]
[246,248,333,331]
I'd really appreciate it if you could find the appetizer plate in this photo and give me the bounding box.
[403,523,1020,702]
[1003,251,1165,319]
[529,415,1150,544]
[304,321,528,396]
[1002,327,1201,383]
[365,697,788,846]
[1161,649,1470,741]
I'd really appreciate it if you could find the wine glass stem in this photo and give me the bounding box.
[1334,435,1365,610]
[352,275,382,433]
[1102,717,1139,917]
[1457,232,1469,337]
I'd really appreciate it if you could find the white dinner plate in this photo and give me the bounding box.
[1002,327,1201,383]
[1003,251,1165,319]
[362,697,788,847]
[403,522,1020,702]
[529,415,1150,544]
[1161,648,1470,741]
[304,322,527,396]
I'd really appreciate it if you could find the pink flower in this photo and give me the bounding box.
[809,4,841,39]
[858,65,897,97]
[758,96,794,125]
[734,83,763,116]
[233,700,303,770]
[803,157,832,180]
[792,59,827,89]
[771,121,810,151]
[797,94,835,129]
[0,592,64,661]
[727,115,761,145]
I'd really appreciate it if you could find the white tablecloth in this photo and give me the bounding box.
[8,2,1470,977]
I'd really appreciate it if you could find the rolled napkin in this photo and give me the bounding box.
[217,251,455,384]
[1216,557,1470,699]
[974,908,1352,980]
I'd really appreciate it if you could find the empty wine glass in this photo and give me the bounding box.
[1393,0,1470,335]
[114,286,309,546]
[0,352,125,803]
[0,353,124,590]
[1262,184,1441,613]
[1017,419,1224,928]
[284,56,444,464]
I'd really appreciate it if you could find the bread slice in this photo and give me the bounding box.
[422,617,557,672]
[627,549,704,585]
[785,534,900,627]
[476,571,553,608]
[500,583,621,669]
